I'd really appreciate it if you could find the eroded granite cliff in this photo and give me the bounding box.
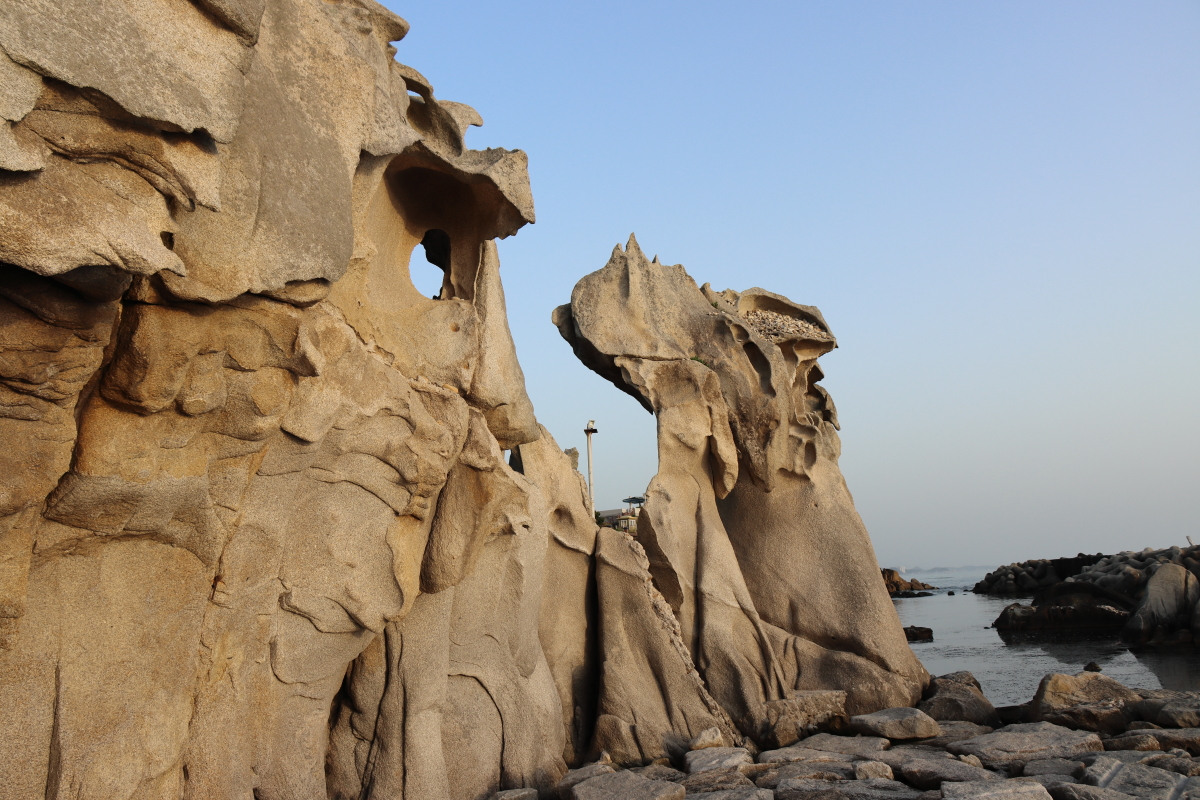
[0,2,924,797]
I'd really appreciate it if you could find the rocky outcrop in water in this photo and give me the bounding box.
[883,568,937,597]
[984,547,1200,646]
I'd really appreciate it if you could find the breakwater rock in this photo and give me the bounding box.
[552,669,1200,800]
[974,554,1109,595]
[987,547,1200,646]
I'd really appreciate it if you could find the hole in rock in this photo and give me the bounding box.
[160,231,175,250]
[415,229,450,299]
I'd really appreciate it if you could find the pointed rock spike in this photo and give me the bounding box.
[625,233,642,258]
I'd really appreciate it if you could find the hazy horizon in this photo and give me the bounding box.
[384,1,1199,569]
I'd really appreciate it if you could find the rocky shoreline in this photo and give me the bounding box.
[547,669,1200,799]
[973,547,1200,647]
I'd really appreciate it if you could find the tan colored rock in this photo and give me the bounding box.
[554,237,927,736]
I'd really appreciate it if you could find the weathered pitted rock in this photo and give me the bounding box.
[778,778,927,799]
[919,672,1002,728]
[799,733,893,757]
[686,747,755,773]
[0,4,561,799]
[570,770,685,800]
[850,708,941,740]
[1078,756,1197,799]
[555,237,927,738]
[899,757,1001,789]
[1048,786,1137,800]
[940,779,1053,798]
[856,761,896,780]
[753,689,850,749]
[760,745,871,765]
[1030,673,1141,734]
[949,722,1104,769]
[1123,563,1200,644]
[680,767,757,792]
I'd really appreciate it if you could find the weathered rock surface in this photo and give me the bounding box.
[1078,755,1200,799]
[571,770,685,800]
[1125,563,1200,645]
[949,722,1104,769]
[940,779,1053,798]
[1030,672,1141,734]
[899,756,1000,788]
[850,708,941,740]
[799,733,893,757]
[555,238,928,730]
[919,671,1002,727]
[687,747,756,773]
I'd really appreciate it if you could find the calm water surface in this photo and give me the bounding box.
[892,567,1200,706]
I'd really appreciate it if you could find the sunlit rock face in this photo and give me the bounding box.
[0,2,564,798]
[553,236,929,756]
[0,2,926,796]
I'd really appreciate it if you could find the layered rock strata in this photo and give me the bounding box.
[553,237,929,761]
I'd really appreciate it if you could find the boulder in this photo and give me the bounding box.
[919,673,1002,727]
[1151,756,1200,776]
[948,722,1104,769]
[1123,563,1200,644]
[1023,759,1085,776]
[1134,727,1200,754]
[919,721,996,747]
[798,733,892,757]
[1047,786,1137,800]
[497,791,539,800]
[633,764,687,782]
[903,626,933,643]
[1078,756,1192,799]
[899,757,1001,789]
[751,690,849,749]
[777,778,926,799]
[680,767,756,793]
[1102,734,1160,752]
[941,780,1053,798]
[571,770,685,800]
[691,727,730,750]
[686,790,773,800]
[855,761,895,780]
[558,764,617,799]
[685,748,755,773]
[1133,698,1200,729]
[1029,673,1141,734]
[753,760,857,786]
[850,708,941,740]
[759,746,861,765]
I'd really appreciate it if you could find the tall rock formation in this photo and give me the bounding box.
[0,2,926,797]
[553,237,929,756]
[0,2,567,798]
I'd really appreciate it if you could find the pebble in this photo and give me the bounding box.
[741,310,833,343]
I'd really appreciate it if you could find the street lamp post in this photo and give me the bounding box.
[584,420,597,513]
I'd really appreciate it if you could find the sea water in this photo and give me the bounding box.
[892,566,1200,706]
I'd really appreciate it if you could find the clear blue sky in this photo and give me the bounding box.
[382,1,1200,569]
